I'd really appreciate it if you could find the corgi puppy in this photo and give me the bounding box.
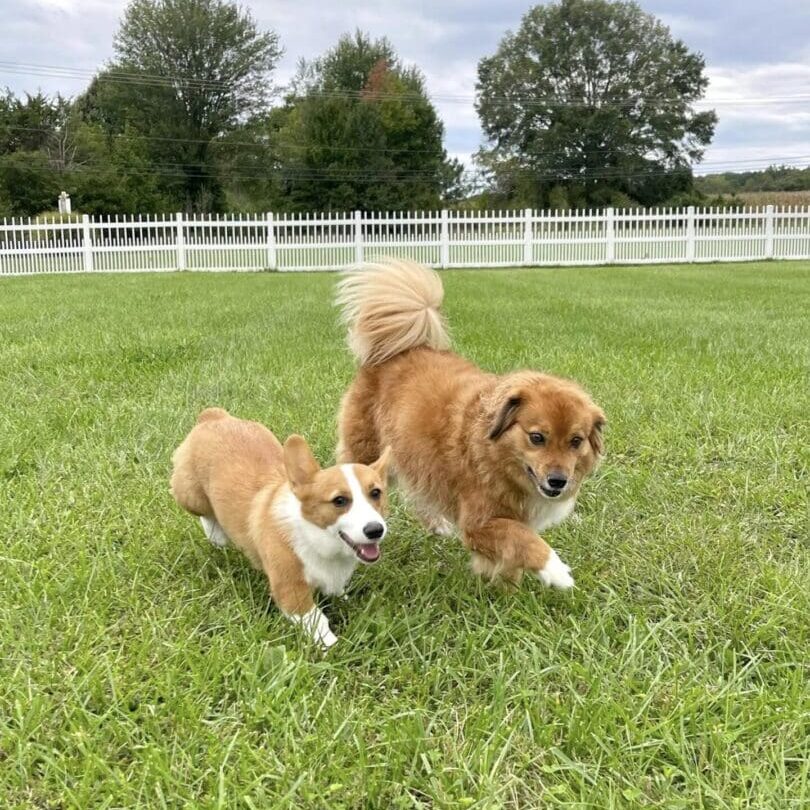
[170,407,390,648]
[336,259,604,588]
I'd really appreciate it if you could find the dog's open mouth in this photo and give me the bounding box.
[526,466,562,499]
[339,531,381,564]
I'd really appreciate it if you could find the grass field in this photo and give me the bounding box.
[1,262,808,809]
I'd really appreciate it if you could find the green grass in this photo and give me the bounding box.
[1,262,808,809]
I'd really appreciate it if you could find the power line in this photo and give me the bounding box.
[19,153,810,186]
[3,60,810,110]
[5,124,810,173]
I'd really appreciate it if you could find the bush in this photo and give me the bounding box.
[0,151,61,217]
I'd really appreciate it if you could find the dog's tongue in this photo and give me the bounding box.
[357,542,380,562]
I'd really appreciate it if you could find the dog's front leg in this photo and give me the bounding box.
[261,540,339,649]
[286,606,338,649]
[460,515,574,589]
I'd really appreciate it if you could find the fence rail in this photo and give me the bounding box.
[2,206,809,276]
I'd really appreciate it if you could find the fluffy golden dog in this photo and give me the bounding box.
[335,259,604,588]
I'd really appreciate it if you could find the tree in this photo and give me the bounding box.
[475,0,716,208]
[0,92,68,216]
[86,0,281,210]
[0,151,60,217]
[274,31,461,211]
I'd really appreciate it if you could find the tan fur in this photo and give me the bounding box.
[170,409,389,619]
[336,260,605,584]
[336,258,451,365]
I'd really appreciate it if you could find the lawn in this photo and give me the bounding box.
[1,262,808,809]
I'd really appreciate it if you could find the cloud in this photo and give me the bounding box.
[696,62,810,172]
[1,0,808,175]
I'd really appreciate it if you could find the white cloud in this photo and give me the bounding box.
[2,1,810,176]
[697,62,810,171]
[657,12,718,40]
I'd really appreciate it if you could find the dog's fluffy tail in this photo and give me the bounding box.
[196,407,229,424]
[336,258,450,366]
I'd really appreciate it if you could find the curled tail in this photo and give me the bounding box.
[196,407,229,424]
[336,258,450,366]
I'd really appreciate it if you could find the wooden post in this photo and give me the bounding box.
[764,204,775,259]
[523,207,533,265]
[686,206,696,262]
[81,214,93,272]
[266,211,277,270]
[175,212,186,270]
[605,207,615,263]
[354,210,363,265]
[440,209,449,268]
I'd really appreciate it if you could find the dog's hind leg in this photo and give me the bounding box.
[336,381,381,465]
[170,443,212,516]
[410,496,455,537]
[200,516,229,548]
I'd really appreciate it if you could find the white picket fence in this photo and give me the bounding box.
[1,206,809,276]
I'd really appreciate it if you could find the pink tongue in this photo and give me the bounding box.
[357,543,380,562]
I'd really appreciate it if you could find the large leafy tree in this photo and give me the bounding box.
[84,0,281,211]
[475,0,716,207]
[274,31,462,211]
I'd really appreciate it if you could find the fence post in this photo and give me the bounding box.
[175,212,186,270]
[686,206,696,262]
[81,214,93,272]
[523,208,533,265]
[764,204,775,259]
[605,207,615,263]
[439,209,450,269]
[266,211,277,270]
[354,210,363,265]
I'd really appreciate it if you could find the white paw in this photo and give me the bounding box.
[537,549,575,590]
[200,516,228,547]
[288,607,338,650]
[429,517,455,537]
[320,630,338,650]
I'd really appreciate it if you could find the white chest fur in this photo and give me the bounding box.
[273,490,358,596]
[528,494,577,532]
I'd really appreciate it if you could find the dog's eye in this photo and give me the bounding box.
[529,432,545,446]
[571,436,583,449]
[369,488,382,500]
[332,495,350,508]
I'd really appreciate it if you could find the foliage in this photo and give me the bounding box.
[0,90,175,216]
[0,150,61,217]
[0,92,67,217]
[718,190,810,207]
[84,0,282,211]
[475,0,716,208]
[696,164,810,196]
[272,31,462,211]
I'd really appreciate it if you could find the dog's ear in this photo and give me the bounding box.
[283,435,321,488]
[371,445,392,480]
[489,393,523,440]
[588,408,606,456]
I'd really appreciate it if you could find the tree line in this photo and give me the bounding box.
[696,165,810,197]
[1,0,721,218]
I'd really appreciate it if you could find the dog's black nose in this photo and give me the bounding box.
[546,475,568,491]
[363,522,385,540]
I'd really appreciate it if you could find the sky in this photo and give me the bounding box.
[2,0,810,175]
